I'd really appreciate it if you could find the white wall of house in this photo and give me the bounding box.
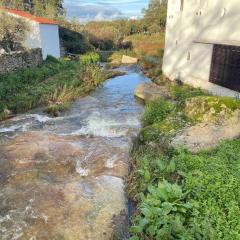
[39,24,60,60]
[24,21,41,49]
[7,12,60,60]
[162,0,240,97]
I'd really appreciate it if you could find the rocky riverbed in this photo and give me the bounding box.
[0,66,150,240]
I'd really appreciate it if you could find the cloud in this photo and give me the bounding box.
[65,3,124,22]
[64,0,149,22]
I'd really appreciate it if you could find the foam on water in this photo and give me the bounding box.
[68,113,141,138]
[105,154,119,168]
[0,199,47,240]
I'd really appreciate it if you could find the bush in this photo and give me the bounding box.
[140,116,185,142]
[80,52,100,66]
[59,27,94,54]
[170,84,208,104]
[0,53,107,118]
[142,98,175,126]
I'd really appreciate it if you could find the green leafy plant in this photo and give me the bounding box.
[130,181,193,240]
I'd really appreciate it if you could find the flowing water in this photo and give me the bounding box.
[0,66,150,240]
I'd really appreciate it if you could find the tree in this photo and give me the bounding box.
[0,0,65,19]
[143,0,167,33]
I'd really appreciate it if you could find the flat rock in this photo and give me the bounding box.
[171,110,240,152]
[0,132,129,239]
[135,83,170,102]
[121,55,138,64]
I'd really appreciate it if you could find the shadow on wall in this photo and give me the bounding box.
[163,1,240,95]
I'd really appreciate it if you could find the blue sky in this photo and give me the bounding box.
[64,0,149,22]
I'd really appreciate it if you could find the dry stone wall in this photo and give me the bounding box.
[0,48,43,74]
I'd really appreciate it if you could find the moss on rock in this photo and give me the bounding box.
[185,96,240,123]
[140,116,186,142]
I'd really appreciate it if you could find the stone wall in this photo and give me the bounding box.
[0,48,43,74]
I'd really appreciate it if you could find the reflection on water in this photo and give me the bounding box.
[0,66,150,239]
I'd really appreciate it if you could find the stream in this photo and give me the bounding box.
[0,65,150,240]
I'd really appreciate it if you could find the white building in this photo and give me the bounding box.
[163,0,240,97]
[1,7,61,60]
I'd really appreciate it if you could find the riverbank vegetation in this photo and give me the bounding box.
[0,53,111,120]
[128,76,240,239]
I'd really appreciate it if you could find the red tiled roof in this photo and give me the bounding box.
[0,7,58,25]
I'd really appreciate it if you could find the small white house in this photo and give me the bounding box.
[1,7,61,60]
[163,0,240,97]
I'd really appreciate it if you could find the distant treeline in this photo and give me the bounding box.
[0,0,167,52]
[76,0,168,51]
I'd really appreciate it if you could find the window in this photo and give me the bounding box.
[209,45,240,91]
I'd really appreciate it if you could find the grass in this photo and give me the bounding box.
[129,139,240,240]
[128,79,240,239]
[125,33,165,56]
[0,53,108,120]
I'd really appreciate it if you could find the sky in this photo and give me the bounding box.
[64,0,149,22]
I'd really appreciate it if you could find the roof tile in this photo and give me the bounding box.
[0,7,58,25]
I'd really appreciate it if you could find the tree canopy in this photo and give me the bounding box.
[142,0,167,33]
[0,0,65,19]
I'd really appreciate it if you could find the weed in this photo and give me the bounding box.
[142,98,175,126]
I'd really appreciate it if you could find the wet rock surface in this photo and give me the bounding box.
[0,66,150,239]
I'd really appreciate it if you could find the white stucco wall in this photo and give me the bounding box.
[162,0,240,97]
[6,11,60,60]
[24,21,41,49]
[39,24,60,60]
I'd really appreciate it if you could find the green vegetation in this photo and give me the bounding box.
[129,81,240,239]
[130,139,240,240]
[0,53,108,120]
[184,96,240,123]
[0,10,29,51]
[142,0,167,33]
[142,99,175,127]
[59,27,94,55]
[0,0,65,19]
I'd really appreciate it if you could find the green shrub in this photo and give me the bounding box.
[59,27,94,54]
[170,84,208,104]
[45,102,71,117]
[80,52,100,66]
[142,98,175,126]
[140,116,185,142]
[0,53,108,118]
[45,55,59,64]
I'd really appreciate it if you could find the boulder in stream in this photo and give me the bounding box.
[121,55,138,64]
[135,83,171,102]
